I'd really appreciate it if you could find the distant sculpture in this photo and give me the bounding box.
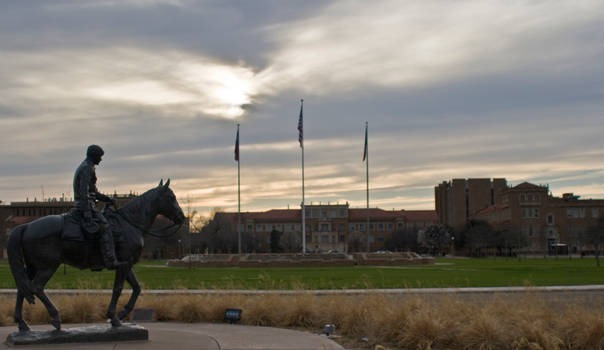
[73,145,125,269]
[7,179,185,332]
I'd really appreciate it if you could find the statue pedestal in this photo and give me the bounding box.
[5,323,148,346]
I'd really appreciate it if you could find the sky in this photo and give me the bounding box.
[1,0,603,217]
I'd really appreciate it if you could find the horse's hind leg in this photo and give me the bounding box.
[118,269,141,320]
[32,267,61,330]
[14,291,29,332]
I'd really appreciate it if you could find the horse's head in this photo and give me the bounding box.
[155,179,185,225]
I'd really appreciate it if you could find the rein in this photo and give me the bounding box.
[116,209,183,238]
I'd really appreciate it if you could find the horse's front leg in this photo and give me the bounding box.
[118,269,141,321]
[107,266,128,327]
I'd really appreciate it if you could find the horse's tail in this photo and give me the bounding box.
[7,225,35,304]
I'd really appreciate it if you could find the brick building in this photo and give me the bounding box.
[214,203,439,252]
[473,182,604,253]
[435,178,508,229]
[436,178,604,253]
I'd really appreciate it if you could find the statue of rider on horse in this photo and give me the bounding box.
[7,145,185,332]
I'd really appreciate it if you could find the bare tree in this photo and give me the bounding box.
[280,231,302,253]
[584,217,604,267]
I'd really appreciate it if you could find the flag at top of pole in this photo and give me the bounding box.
[234,124,240,161]
[363,121,368,161]
[297,99,304,147]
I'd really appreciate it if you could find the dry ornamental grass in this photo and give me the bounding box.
[0,292,603,349]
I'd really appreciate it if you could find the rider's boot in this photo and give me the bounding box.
[100,228,127,270]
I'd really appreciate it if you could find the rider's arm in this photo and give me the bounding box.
[77,167,93,219]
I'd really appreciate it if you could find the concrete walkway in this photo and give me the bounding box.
[2,285,604,295]
[0,323,344,349]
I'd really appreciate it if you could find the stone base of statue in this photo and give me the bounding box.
[5,323,148,346]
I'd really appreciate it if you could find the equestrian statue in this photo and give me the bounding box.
[7,145,185,332]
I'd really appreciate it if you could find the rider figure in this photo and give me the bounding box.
[73,145,126,270]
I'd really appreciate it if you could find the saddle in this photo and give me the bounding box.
[62,208,123,242]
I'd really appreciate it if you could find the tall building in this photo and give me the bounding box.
[214,203,438,252]
[435,178,508,229]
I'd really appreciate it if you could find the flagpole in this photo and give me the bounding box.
[299,99,306,255]
[236,124,241,254]
[365,122,370,252]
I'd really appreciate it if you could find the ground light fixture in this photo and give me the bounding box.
[322,324,335,336]
[224,308,242,324]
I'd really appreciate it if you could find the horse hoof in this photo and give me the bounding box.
[110,319,122,327]
[18,324,30,333]
[51,319,61,330]
[118,310,129,320]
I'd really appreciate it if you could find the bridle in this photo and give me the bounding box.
[111,200,184,239]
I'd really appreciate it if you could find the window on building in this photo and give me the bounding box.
[369,223,374,230]
[247,224,253,231]
[321,235,329,243]
[377,236,384,242]
[397,223,403,229]
[349,224,355,231]
[306,209,311,217]
[320,223,329,231]
[295,224,301,230]
[359,224,365,230]
[547,214,554,225]
[339,223,345,231]
[522,207,540,218]
[520,194,526,202]
[321,210,327,218]
[329,210,337,218]
[378,223,384,230]
[256,224,262,232]
[312,209,319,217]
[567,208,585,218]
[339,234,346,242]
[592,208,599,218]
[339,209,346,217]
[388,223,393,230]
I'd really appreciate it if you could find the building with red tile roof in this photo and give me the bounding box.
[214,203,438,252]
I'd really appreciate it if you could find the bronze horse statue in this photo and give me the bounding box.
[7,179,185,332]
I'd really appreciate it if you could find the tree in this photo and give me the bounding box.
[270,229,283,253]
[499,226,528,258]
[280,231,302,253]
[347,231,365,252]
[461,220,496,256]
[421,225,452,256]
[200,211,237,253]
[584,217,604,267]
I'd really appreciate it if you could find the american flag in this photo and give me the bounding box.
[297,99,303,148]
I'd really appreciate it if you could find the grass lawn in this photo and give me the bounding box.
[0,257,603,290]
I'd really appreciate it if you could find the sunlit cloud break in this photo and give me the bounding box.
[1,48,259,120]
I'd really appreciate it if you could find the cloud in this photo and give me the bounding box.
[258,0,604,94]
[1,1,603,218]
[0,48,259,120]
